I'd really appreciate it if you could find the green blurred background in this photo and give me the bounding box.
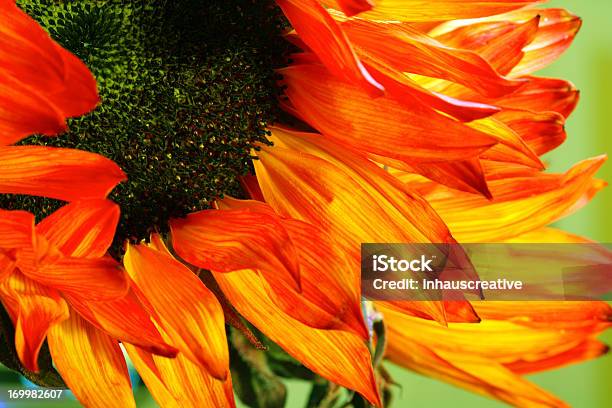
[1,0,610,406]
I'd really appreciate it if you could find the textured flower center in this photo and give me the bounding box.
[9,0,289,248]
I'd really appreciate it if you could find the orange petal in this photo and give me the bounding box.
[170,208,300,290]
[481,111,566,162]
[512,9,582,76]
[332,0,374,16]
[0,1,98,143]
[19,255,128,301]
[0,271,69,372]
[0,74,65,145]
[493,76,579,118]
[380,303,581,408]
[343,19,524,97]
[217,197,368,339]
[36,200,119,258]
[0,146,126,201]
[358,0,543,21]
[427,156,607,242]
[47,313,135,408]
[399,158,492,198]
[363,59,501,122]
[280,64,497,162]
[63,290,177,358]
[0,209,34,249]
[123,243,229,380]
[277,0,383,95]
[254,127,475,324]
[125,343,236,408]
[214,267,381,406]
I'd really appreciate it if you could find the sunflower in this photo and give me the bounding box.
[0,0,610,407]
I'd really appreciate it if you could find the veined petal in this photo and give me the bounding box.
[36,200,119,258]
[125,344,235,408]
[363,58,501,122]
[380,303,584,408]
[342,18,525,97]
[512,9,582,76]
[0,1,98,143]
[123,243,229,380]
[0,209,34,249]
[0,146,126,201]
[64,290,177,358]
[357,0,543,22]
[277,0,383,95]
[280,64,497,163]
[214,268,381,406]
[0,74,65,144]
[170,208,300,290]
[217,197,368,339]
[473,300,612,331]
[0,271,69,372]
[254,127,478,324]
[426,156,607,242]
[331,0,374,16]
[19,255,128,301]
[47,313,135,408]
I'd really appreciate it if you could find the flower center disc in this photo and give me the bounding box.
[10,0,289,250]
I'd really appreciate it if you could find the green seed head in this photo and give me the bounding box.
[6,0,290,254]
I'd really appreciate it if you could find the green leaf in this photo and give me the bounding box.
[0,303,65,388]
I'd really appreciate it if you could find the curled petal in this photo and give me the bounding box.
[512,9,582,76]
[277,0,383,95]
[342,19,525,97]
[254,127,477,324]
[380,303,597,408]
[0,271,69,372]
[19,255,128,301]
[123,243,229,380]
[217,197,368,339]
[427,156,607,242]
[64,290,177,358]
[170,208,300,290]
[125,343,236,408]
[0,146,126,201]
[358,0,543,22]
[47,313,135,408]
[214,268,381,406]
[36,200,120,258]
[280,64,497,163]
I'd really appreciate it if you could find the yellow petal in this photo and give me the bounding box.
[426,156,607,242]
[125,344,235,408]
[214,268,381,406]
[123,243,229,380]
[0,271,68,372]
[47,312,135,408]
[379,303,594,408]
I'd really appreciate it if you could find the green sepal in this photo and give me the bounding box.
[230,327,287,408]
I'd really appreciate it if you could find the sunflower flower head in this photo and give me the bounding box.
[0,0,611,407]
[6,0,292,249]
